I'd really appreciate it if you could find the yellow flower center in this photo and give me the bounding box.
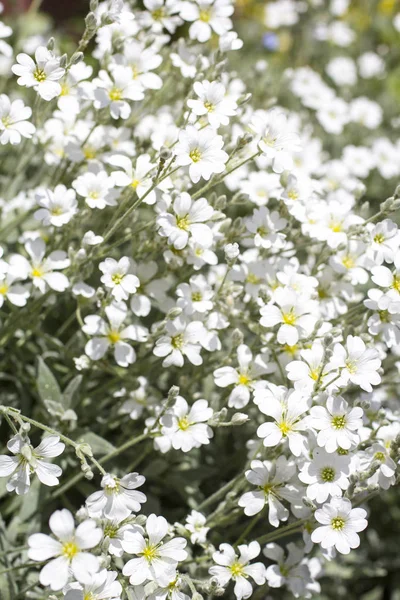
[189,148,202,163]
[287,189,298,200]
[171,334,184,349]
[329,221,342,233]
[89,191,99,199]
[107,331,121,344]
[142,544,158,562]
[331,415,346,430]
[331,516,345,531]
[374,451,385,461]
[284,344,298,356]
[321,466,335,482]
[345,359,357,374]
[60,83,70,96]
[62,541,79,559]
[279,421,291,436]
[31,267,43,278]
[1,116,11,127]
[152,7,164,19]
[341,255,355,269]
[230,562,244,577]
[111,273,124,285]
[84,593,95,600]
[282,310,296,325]
[0,283,8,295]
[391,275,400,292]
[103,522,119,538]
[192,291,202,302]
[34,68,46,82]
[178,416,190,431]
[131,178,140,189]
[176,215,190,230]
[379,310,390,323]
[83,146,96,160]
[238,373,251,385]
[109,87,123,101]
[246,273,261,284]
[204,101,215,112]
[374,233,385,244]
[310,369,320,381]
[199,9,211,22]
[51,206,63,216]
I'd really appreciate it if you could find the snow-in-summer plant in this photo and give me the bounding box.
[0,0,399,599]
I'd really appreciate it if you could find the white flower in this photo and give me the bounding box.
[109,153,158,204]
[122,513,188,586]
[174,126,228,183]
[245,206,287,249]
[209,542,266,600]
[63,569,122,600]
[120,40,162,90]
[180,0,234,42]
[0,434,64,495]
[359,442,396,490]
[93,66,144,119]
[28,509,102,591]
[299,448,350,503]
[99,257,140,302]
[157,193,214,249]
[255,385,309,456]
[286,342,335,392]
[187,80,237,128]
[238,457,303,527]
[311,497,367,554]
[184,510,209,544]
[364,289,400,347]
[259,289,318,346]
[73,171,117,209]
[366,219,399,265]
[159,396,213,452]
[141,0,182,34]
[309,395,363,453]
[12,46,65,100]
[83,302,148,367]
[153,316,204,367]
[86,472,146,520]
[214,344,271,408]
[250,109,301,173]
[327,335,381,392]
[0,94,35,144]
[176,274,214,315]
[10,238,70,293]
[34,185,78,227]
[264,543,314,598]
[0,265,29,307]
[316,97,349,134]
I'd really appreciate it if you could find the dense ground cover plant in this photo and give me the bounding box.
[0,0,399,598]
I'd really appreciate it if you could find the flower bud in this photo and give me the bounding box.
[60,54,68,68]
[85,12,98,31]
[231,412,249,425]
[231,328,244,345]
[167,307,182,320]
[90,0,99,10]
[47,37,55,51]
[71,51,84,65]
[168,385,180,403]
[160,147,172,161]
[224,242,239,261]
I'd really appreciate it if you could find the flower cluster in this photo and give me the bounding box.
[0,0,399,598]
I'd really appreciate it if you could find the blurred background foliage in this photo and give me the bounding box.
[0,0,399,598]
